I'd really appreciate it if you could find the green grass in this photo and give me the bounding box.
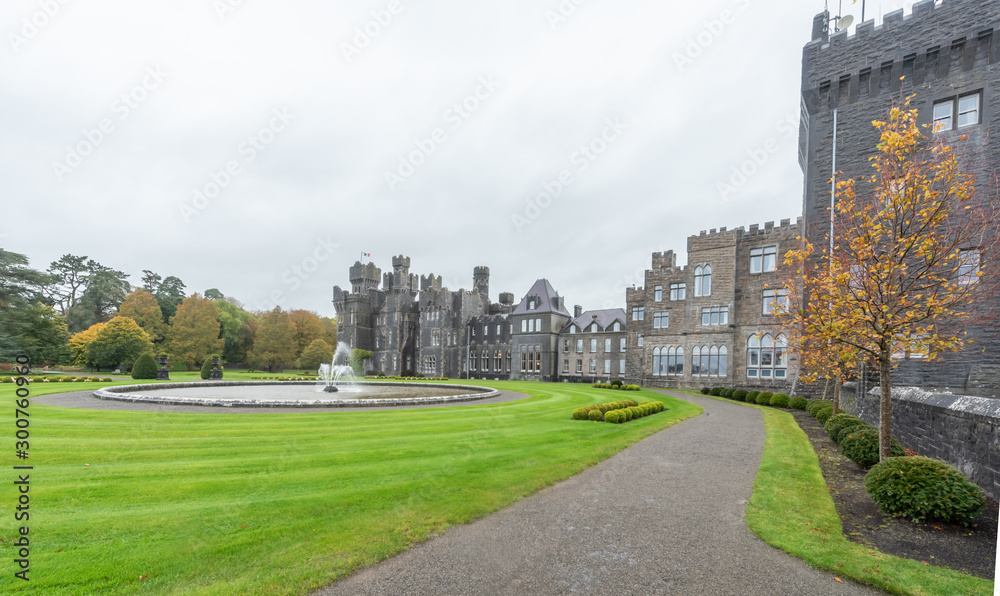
[704,393,993,595]
[0,381,700,595]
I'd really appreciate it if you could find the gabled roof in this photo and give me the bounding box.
[511,279,570,316]
[563,308,627,333]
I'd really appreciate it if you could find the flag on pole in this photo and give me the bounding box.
[361,252,371,261]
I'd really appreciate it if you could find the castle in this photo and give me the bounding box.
[333,0,999,397]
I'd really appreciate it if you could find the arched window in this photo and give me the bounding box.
[694,265,712,297]
[747,333,787,379]
[652,347,662,376]
[481,350,488,371]
[613,322,621,332]
[667,346,684,376]
[591,323,600,333]
[471,350,478,371]
[692,345,726,377]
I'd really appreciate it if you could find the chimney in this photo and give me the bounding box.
[574,305,583,318]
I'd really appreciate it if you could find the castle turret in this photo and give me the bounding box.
[350,261,381,294]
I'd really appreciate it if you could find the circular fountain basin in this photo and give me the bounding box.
[93,381,499,408]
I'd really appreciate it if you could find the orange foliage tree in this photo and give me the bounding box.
[782,97,999,460]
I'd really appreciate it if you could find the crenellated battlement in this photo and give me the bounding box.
[392,255,411,270]
[741,217,802,238]
[420,274,443,292]
[349,261,381,286]
[803,0,1000,112]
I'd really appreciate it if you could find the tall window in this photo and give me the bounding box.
[576,360,583,374]
[604,359,611,374]
[590,338,597,352]
[694,265,712,297]
[423,356,436,375]
[619,337,626,352]
[471,350,478,371]
[521,319,527,333]
[563,359,569,373]
[589,359,596,373]
[528,299,536,310]
[654,285,663,301]
[652,346,684,377]
[958,249,981,284]
[534,347,542,372]
[591,323,599,333]
[604,338,612,352]
[746,333,787,379]
[613,322,621,332]
[691,346,727,377]
[528,319,535,333]
[537,318,542,331]
[520,351,527,372]
[631,306,645,321]
[563,340,570,353]
[700,306,729,326]
[669,283,686,301]
[619,359,626,375]
[750,246,778,274]
[576,339,583,353]
[495,350,502,370]
[570,325,577,334]
[637,334,644,347]
[481,351,488,371]
[653,312,669,329]
[762,289,790,315]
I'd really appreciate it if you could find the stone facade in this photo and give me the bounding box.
[800,0,1000,396]
[558,307,628,383]
[625,218,801,392]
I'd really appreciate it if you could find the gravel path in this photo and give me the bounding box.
[311,390,880,596]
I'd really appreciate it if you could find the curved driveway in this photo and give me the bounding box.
[312,390,880,595]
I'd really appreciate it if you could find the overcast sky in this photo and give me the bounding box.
[2,0,918,317]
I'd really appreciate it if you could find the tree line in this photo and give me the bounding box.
[0,253,337,372]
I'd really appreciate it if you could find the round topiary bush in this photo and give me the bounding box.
[755,392,772,405]
[789,396,808,410]
[865,456,986,525]
[732,389,748,402]
[807,400,831,416]
[605,411,620,424]
[710,387,722,396]
[700,387,711,395]
[572,408,590,420]
[770,393,791,408]
[840,427,904,469]
[745,391,760,404]
[837,423,873,444]
[825,413,865,443]
[131,354,158,380]
[588,410,603,422]
[814,405,836,424]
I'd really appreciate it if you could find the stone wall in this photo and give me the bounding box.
[840,382,1000,501]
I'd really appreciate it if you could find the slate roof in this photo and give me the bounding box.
[562,308,627,333]
[511,279,570,316]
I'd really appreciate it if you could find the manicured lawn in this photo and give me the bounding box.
[697,392,994,595]
[0,381,700,595]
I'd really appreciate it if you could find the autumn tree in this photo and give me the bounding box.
[289,310,322,357]
[166,294,224,370]
[248,308,298,371]
[68,322,106,368]
[118,289,166,342]
[319,316,338,351]
[214,298,257,363]
[297,338,334,371]
[785,98,999,461]
[86,316,153,370]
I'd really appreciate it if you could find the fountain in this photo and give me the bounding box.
[318,343,355,393]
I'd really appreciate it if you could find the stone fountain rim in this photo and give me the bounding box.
[92,380,500,409]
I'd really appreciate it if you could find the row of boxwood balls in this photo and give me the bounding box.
[709,386,986,526]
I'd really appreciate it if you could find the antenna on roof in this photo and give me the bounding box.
[829,0,854,32]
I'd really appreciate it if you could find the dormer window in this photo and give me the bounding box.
[591,324,600,333]
[613,322,621,332]
[528,299,536,310]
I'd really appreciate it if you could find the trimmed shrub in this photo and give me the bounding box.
[131,354,158,380]
[605,410,621,424]
[722,388,733,398]
[814,405,836,424]
[866,456,986,525]
[732,389,748,402]
[755,392,772,405]
[789,396,808,410]
[746,391,760,404]
[572,408,590,420]
[840,427,904,469]
[825,413,865,443]
[770,393,791,408]
[709,387,722,396]
[837,423,873,444]
[611,379,623,388]
[807,400,831,416]
[588,410,603,422]
[700,387,711,395]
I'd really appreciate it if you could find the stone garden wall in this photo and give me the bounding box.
[840,382,1000,501]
